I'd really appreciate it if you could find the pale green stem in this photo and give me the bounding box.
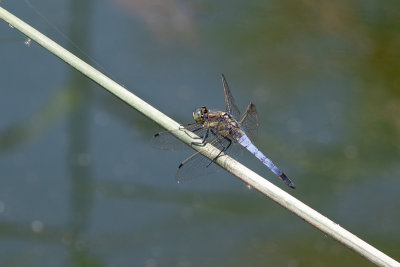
[1,6,399,267]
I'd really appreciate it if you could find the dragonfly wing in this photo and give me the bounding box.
[176,151,221,182]
[239,102,259,143]
[221,74,241,119]
[176,134,233,182]
[152,124,206,150]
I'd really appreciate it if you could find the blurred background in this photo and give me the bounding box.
[0,0,399,266]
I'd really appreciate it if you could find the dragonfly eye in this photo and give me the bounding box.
[193,107,207,123]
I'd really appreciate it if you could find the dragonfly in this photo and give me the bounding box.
[152,74,296,189]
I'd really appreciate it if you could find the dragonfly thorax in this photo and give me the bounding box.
[193,107,208,124]
[202,110,243,140]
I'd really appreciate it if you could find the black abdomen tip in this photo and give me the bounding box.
[280,173,296,189]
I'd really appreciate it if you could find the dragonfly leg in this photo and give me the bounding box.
[181,124,204,140]
[191,127,209,146]
[206,131,232,167]
[214,136,231,159]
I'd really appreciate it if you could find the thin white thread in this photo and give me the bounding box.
[25,0,120,83]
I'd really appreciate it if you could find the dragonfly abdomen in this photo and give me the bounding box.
[238,134,296,189]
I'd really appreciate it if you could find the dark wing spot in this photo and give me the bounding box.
[248,102,257,112]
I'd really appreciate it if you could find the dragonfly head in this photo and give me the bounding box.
[193,107,208,124]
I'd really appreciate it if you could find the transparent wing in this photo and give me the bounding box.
[239,103,259,143]
[176,134,236,182]
[175,150,221,182]
[221,74,241,119]
[152,124,205,150]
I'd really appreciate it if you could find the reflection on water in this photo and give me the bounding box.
[0,0,399,266]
